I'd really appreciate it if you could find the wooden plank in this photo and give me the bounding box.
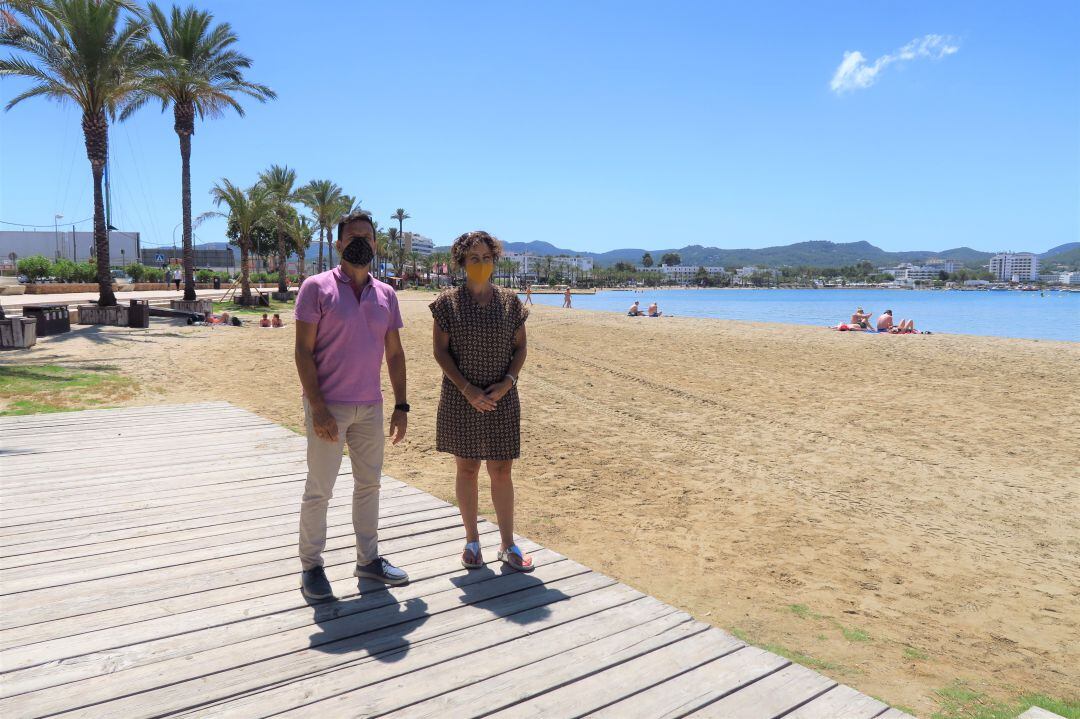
[1,496,450,570]
[783,684,890,719]
[1018,708,1068,719]
[587,646,789,719]
[0,419,284,457]
[0,407,255,437]
[0,477,414,545]
[0,402,230,428]
[688,662,837,717]
[0,516,485,633]
[0,525,506,651]
[0,510,463,596]
[459,628,745,719]
[4,564,608,717]
[0,479,415,531]
[1,501,457,576]
[876,710,919,719]
[267,599,685,719]
[0,476,418,557]
[2,540,551,696]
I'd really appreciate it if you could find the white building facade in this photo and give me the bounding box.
[636,265,727,283]
[989,253,1039,282]
[402,232,434,256]
[504,252,594,281]
[1059,271,1080,286]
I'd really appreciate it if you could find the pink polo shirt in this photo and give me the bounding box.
[294,267,403,405]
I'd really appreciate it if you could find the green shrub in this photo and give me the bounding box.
[51,259,77,282]
[196,268,214,283]
[145,267,164,282]
[73,261,97,283]
[126,263,147,282]
[16,255,52,282]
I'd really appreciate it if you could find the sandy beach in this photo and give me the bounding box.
[4,291,1077,716]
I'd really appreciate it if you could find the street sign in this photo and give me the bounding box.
[155,253,165,263]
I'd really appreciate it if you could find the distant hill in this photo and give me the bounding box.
[436,239,995,269]
[1040,244,1080,270]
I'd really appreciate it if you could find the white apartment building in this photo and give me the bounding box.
[989,253,1039,282]
[924,258,957,273]
[1059,271,1080,286]
[402,232,434,256]
[504,252,594,280]
[886,262,955,282]
[636,265,726,283]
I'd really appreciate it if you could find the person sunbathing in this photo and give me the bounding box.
[627,301,645,316]
[850,307,873,330]
[272,313,284,328]
[647,302,662,317]
[260,313,271,328]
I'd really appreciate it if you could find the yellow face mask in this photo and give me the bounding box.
[466,261,494,284]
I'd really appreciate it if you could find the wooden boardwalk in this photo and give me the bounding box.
[0,402,915,718]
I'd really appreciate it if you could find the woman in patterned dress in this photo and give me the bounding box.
[430,231,532,572]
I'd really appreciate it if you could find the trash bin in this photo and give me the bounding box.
[22,305,70,336]
[128,299,150,328]
[213,276,222,290]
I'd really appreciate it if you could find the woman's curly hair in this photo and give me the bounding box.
[450,231,503,269]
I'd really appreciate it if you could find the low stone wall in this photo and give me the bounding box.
[25,283,100,294]
[170,299,213,316]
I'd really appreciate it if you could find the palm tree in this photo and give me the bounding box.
[285,213,314,278]
[391,208,409,250]
[1,0,157,306]
[138,3,274,302]
[200,178,270,305]
[257,164,298,294]
[298,179,342,274]
[386,228,399,279]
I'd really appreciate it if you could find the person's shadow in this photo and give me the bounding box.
[306,586,429,664]
[449,565,570,625]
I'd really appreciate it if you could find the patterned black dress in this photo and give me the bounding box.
[430,285,528,460]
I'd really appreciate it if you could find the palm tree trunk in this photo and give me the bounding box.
[175,104,197,301]
[317,224,325,274]
[276,226,287,293]
[326,225,334,268]
[240,237,251,304]
[83,111,116,307]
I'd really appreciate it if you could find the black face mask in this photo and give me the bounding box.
[342,237,374,267]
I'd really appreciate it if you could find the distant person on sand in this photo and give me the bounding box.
[272,313,283,328]
[524,285,533,305]
[877,310,894,332]
[431,230,533,573]
[164,267,172,288]
[293,209,410,601]
[628,301,645,316]
[648,302,662,317]
[260,313,271,328]
[892,318,916,333]
[173,269,182,291]
[850,307,872,330]
[563,287,572,308]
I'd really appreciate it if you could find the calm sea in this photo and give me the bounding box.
[521,288,1080,342]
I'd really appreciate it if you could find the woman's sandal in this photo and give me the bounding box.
[461,541,484,569]
[497,544,534,572]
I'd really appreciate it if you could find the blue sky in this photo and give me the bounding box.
[2,0,1077,254]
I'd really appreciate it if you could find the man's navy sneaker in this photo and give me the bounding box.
[354,556,409,585]
[301,566,335,600]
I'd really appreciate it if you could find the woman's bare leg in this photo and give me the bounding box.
[486,459,516,550]
[455,457,482,543]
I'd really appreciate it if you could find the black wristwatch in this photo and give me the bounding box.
[394,403,410,413]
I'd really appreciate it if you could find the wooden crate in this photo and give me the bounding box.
[77,304,128,326]
[0,317,37,348]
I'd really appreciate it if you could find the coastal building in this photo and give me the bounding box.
[924,258,957,273]
[139,247,236,273]
[636,265,727,283]
[989,252,1039,282]
[0,229,139,268]
[1060,271,1080,286]
[887,263,952,283]
[402,232,434,256]
[505,252,594,282]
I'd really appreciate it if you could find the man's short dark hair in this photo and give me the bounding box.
[337,209,375,241]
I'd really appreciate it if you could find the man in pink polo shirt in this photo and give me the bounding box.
[294,209,409,601]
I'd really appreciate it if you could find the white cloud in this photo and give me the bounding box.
[830,34,959,94]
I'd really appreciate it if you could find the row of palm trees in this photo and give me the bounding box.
[1,0,273,306]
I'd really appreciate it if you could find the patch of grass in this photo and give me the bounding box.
[761,642,848,674]
[841,626,871,642]
[0,364,135,416]
[729,627,749,642]
[903,645,929,660]
[788,603,813,619]
[213,299,293,316]
[894,704,919,716]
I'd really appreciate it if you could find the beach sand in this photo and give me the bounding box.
[7,290,1078,715]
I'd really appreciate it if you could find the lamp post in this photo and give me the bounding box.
[54,214,63,260]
